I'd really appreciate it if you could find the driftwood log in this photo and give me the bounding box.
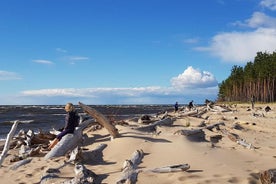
[79,102,119,138]
[44,119,95,160]
[144,164,190,173]
[117,149,144,184]
[0,120,19,167]
[63,164,97,184]
[135,118,173,132]
[260,169,276,184]
[10,158,32,170]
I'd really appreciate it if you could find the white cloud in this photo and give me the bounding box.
[56,48,68,53]
[17,66,218,105]
[33,59,54,65]
[196,10,276,63]
[170,66,218,89]
[67,56,89,64]
[234,12,276,28]
[197,28,276,63]
[0,70,21,80]
[69,56,89,61]
[260,0,276,10]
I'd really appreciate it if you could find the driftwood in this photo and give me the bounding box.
[0,120,19,167]
[174,122,225,136]
[62,164,97,184]
[40,147,81,184]
[135,118,173,132]
[79,102,119,138]
[117,149,190,183]
[10,158,32,170]
[44,119,95,160]
[143,164,190,173]
[178,110,198,117]
[117,149,144,184]
[221,129,255,150]
[260,169,276,184]
[81,143,107,163]
[207,105,231,112]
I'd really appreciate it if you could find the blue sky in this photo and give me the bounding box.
[1,0,276,105]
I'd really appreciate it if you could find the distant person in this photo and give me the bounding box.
[174,102,179,112]
[48,103,80,149]
[188,100,194,110]
[251,95,255,109]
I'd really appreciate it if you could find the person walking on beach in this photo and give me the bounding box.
[188,100,194,110]
[251,95,255,110]
[48,103,80,149]
[174,102,179,112]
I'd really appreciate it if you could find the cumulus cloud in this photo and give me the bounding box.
[197,28,276,63]
[170,66,218,89]
[196,10,276,63]
[32,59,54,65]
[260,0,276,10]
[18,66,219,104]
[234,12,276,28]
[0,70,21,80]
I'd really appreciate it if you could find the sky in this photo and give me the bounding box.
[0,0,276,105]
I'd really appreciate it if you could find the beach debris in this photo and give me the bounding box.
[221,129,255,150]
[0,120,19,167]
[207,104,231,112]
[80,143,107,164]
[79,102,120,138]
[264,106,271,112]
[63,163,97,184]
[9,158,32,170]
[260,168,276,184]
[117,149,144,184]
[44,118,95,160]
[135,118,173,132]
[143,163,190,173]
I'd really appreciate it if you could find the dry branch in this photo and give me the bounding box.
[0,120,19,167]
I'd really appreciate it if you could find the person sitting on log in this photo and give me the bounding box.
[48,103,80,149]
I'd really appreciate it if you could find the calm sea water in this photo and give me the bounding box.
[0,105,173,140]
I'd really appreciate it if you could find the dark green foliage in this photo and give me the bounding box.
[218,51,276,102]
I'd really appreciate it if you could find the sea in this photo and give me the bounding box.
[0,104,173,140]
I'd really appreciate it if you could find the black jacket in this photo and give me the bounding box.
[64,111,79,132]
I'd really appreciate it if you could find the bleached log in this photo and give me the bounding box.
[135,118,173,132]
[178,110,198,117]
[205,122,225,130]
[0,120,19,167]
[81,143,107,163]
[236,139,254,149]
[62,164,97,184]
[207,105,231,112]
[260,169,276,184]
[117,150,144,184]
[10,158,32,170]
[174,122,225,136]
[144,164,190,173]
[44,119,95,160]
[79,102,119,138]
[221,129,255,149]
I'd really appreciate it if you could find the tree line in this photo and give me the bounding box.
[218,51,276,103]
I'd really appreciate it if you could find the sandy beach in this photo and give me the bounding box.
[0,103,276,184]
